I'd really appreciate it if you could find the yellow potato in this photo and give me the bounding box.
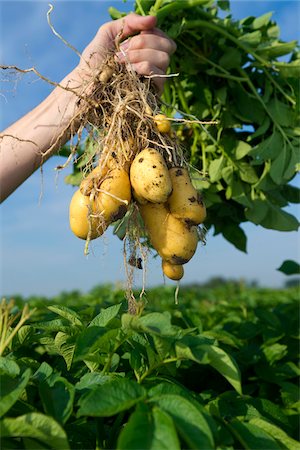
[69,190,105,240]
[96,168,131,222]
[130,148,172,203]
[80,165,107,196]
[154,114,171,134]
[139,203,198,264]
[162,260,184,281]
[168,167,206,225]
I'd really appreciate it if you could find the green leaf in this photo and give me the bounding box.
[267,98,296,127]
[0,357,20,377]
[235,141,252,160]
[73,326,107,362]
[262,343,287,365]
[269,143,288,184]
[64,172,83,186]
[246,199,299,231]
[109,6,127,20]
[117,403,180,450]
[249,417,299,450]
[219,48,241,69]
[260,202,299,231]
[277,259,300,275]
[249,117,271,141]
[217,1,230,11]
[32,362,53,383]
[238,30,262,46]
[250,132,283,162]
[229,419,281,450]
[54,332,76,370]
[18,325,33,345]
[89,303,122,327]
[139,312,177,336]
[34,318,71,333]
[48,305,83,327]
[245,199,268,224]
[0,368,31,417]
[154,394,214,449]
[209,156,225,182]
[202,344,242,394]
[221,224,247,252]
[257,40,298,58]
[252,12,273,29]
[276,60,300,78]
[0,413,70,449]
[175,336,242,394]
[238,162,259,184]
[280,381,300,409]
[78,378,146,417]
[75,372,113,391]
[39,376,75,425]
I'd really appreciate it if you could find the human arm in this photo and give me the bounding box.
[0,14,176,202]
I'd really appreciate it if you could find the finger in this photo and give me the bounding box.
[131,62,165,93]
[140,29,177,54]
[121,33,176,56]
[117,49,170,72]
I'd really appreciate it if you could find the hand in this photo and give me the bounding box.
[78,13,176,93]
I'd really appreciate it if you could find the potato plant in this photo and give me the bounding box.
[61,0,300,295]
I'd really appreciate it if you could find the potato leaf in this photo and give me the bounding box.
[117,403,180,450]
[0,413,70,449]
[78,378,147,417]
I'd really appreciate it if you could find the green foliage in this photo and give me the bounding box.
[277,259,300,276]
[116,0,299,250]
[1,283,299,449]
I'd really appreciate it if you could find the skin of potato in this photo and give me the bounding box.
[154,114,171,134]
[80,165,108,196]
[139,202,198,264]
[130,148,172,203]
[69,189,105,240]
[168,167,206,225]
[162,260,184,280]
[96,168,131,222]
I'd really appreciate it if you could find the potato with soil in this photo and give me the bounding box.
[96,168,131,223]
[139,202,198,264]
[69,190,105,240]
[162,260,184,281]
[130,148,172,203]
[168,167,206,225]
[80,165,108,196]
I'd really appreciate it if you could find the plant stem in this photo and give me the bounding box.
[155,0,211,22]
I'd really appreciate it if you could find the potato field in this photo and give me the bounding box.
[0,283,299,449]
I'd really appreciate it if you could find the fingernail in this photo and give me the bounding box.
[115,52,125,61]
[120,39,130,51]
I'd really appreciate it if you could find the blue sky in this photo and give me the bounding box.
[0,0,299,297]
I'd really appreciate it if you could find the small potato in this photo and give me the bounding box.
[69,190,105,240]
[162,260,184,281]
[130,148,172,203]
[154,114,171,134]
[168,167,206,225]
[139,203,198,264]
[96,168,131,222]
